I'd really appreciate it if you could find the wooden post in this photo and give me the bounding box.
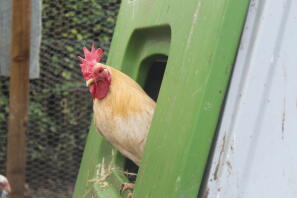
[7,0,31,197]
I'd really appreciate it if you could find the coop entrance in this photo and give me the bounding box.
[124,54,168,181]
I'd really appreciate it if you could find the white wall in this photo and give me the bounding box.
[205,0,297,197]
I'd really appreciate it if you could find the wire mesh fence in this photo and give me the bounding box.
[0,0,120,197]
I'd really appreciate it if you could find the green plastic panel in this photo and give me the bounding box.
[73,0,250,197]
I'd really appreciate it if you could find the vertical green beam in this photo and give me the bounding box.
[133,0,250,197]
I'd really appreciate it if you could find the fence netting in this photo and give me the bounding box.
[0,0,120,197]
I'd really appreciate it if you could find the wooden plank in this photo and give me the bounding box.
[0,0,41,79]
[6,0,31,197]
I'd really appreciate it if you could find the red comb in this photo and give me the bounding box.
[78,43,103,80]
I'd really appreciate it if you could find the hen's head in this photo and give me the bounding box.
[0,175,11,198]
[78,43,111,99]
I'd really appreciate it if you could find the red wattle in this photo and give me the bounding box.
[90,80,110,99]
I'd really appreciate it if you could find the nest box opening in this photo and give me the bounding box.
[124,54,168,182]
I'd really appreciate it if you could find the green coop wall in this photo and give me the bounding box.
[73,0,250,197]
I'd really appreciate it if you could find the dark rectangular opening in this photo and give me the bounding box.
[124,55,167,182]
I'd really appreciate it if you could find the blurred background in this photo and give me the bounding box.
[0,0,120,197]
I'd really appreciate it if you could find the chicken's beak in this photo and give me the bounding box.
[86,78,94,87]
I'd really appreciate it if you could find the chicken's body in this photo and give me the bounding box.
[93,66,155,165]
[79,45,155,165]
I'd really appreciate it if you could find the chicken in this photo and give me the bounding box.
[79,44,155,166]
[0,175,11,198]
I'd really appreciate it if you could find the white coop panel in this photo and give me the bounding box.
[205,0,297,197]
